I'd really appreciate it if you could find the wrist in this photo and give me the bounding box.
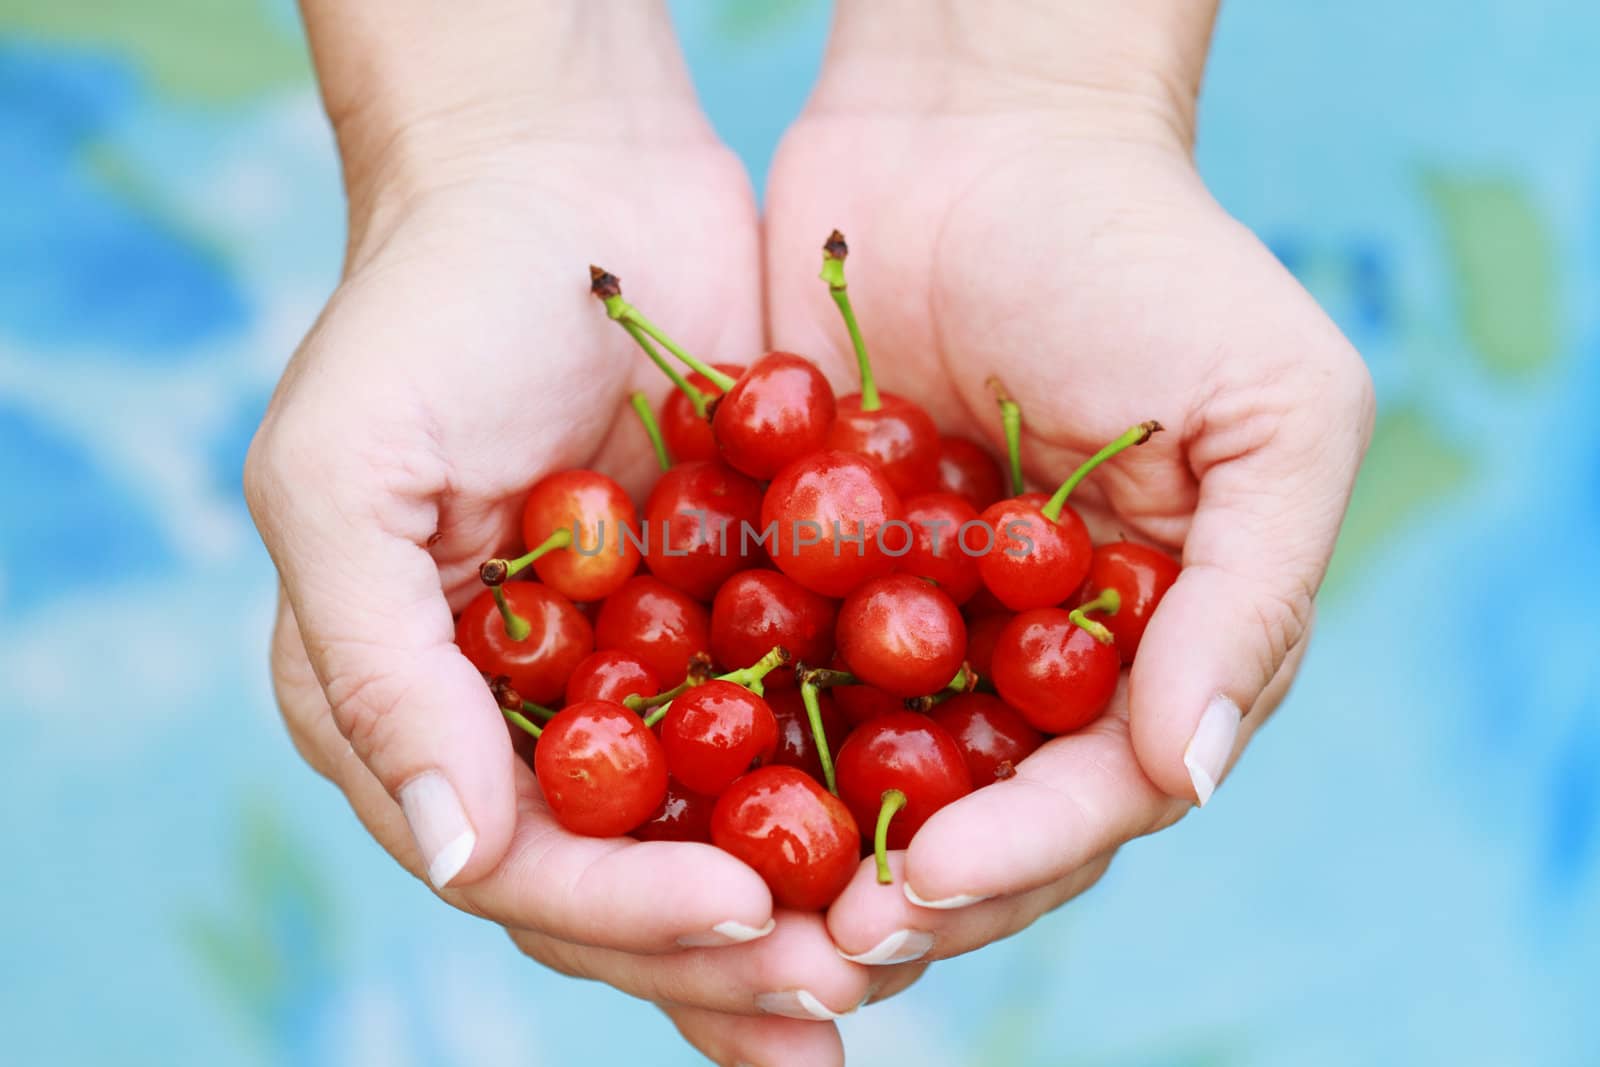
[819,0,1217,149]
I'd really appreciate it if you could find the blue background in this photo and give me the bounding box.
[2,1,1595,1063]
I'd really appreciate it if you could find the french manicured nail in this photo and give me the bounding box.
[1183,694,1242,806]
[756,989,843,1021]
[676,918,776,948]
[903,883,990,910]
[839,928,934,966]
[398,770,476,889]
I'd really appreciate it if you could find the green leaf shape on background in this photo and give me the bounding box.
[1323,405,1473,595]
[1423,173,1560,379]
[0,0,309,101]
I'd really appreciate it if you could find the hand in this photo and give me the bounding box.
[763,0,1373,968]
[247,5,920,1063]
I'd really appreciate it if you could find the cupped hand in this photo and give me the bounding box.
[763,19,1373,968]
[244,81,906,1064]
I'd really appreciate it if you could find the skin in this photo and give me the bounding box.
[247,2,1373,1064]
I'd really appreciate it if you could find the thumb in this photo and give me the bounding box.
[246,420,517,890]
[1129,347,1374,806]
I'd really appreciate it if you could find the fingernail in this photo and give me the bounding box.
[398,770,476,889]
[756,989,843,1021]
[903,883,990,910]
[839,928,935,966]
[1183,694,1242,806]
[676,918,776,948]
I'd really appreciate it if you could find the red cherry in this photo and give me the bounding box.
[534,700,669,837]
[659,679,780,795]
[661,363,745,464]
[565,648,660,706]
[895,492,983,605]
[766,686,850,784]
[594,576,712,685]
[642,460,765,601]
[710,570,837,685]
[520,470,641,602]
[963,611,1011,681]
[712,352,837,479]
[990,607,1120,734]
[936,435,1006,510]
[761,450,903,597]
[827,392,940,497]
[711,765,861,911]
[631,779,717,843]
[1078,542,1180,664]
[836,575,967,698]
[835,711,972,854]
[456,583,593,704]
[930,693,1044,784]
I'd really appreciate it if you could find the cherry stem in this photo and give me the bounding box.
[490,678,549,737]
[988,376,1025,497]
[640,649,787,728]
[592,267,737,392]
[904,664,977,711]
[820,230,880,411]
[1039,421,1164,523]
[501,706,544,739]
[629,391,673,472]
[481,527,574,589]
[800,677,840,796]
[623,321,709,417]
[489,587,531,641]
[1069,587,1122,645]
[624,654,714,714]
[874,789,907,884]
[797,667,858,689]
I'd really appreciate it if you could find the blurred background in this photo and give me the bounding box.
[2,1,1596,1064]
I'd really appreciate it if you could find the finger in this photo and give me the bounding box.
[829,851,1112,966]
[274,600,778,952]
[662,1005,843,1067]
[1130,309,1374,806]
[508,910,872,1019]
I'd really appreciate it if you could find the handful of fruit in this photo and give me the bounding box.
[455,232,1178,912]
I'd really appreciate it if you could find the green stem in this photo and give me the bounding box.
[801,678,839,796]
[1039,421,1164,523]
[873,789,907,884]
[630,391,673,472]
[490,586,531,641]
[501,706,544,739]
[481,527,574,588]
[590,268,737,392]
[635,649,788,727]
[1068,587,1122,645]
[717,645,790,698]
[820,230,879,411]
[623,320,709,417]
[798,667,858,689]
[988,376,1025,497]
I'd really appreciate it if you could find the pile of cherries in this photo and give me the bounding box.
[454,233,1178,911]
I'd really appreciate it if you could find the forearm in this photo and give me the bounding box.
[821,0,1218,145]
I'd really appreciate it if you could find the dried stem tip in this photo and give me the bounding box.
[823,229,848,261]
[589,265,621,301]
[479,558,510,587]
[490,675,521,710]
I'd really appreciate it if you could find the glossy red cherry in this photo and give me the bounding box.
[534,700,669,837]
[976,422,1161,611]
[643,460,765,601]
[991,607,1120,734]
[520,469,641,603]
[761,450,903,597]
[631,780,717,843]
[896,492,983,605]
[930,693,1045,784]
[836,575,967,698]
[712,351,838,479]
[818,232,940,496]
[1078,541,1180,664]
[594,576,712,685]
[456,582,593,704]
[659,679,780,795]
[661,362,745,464]
[835,711,972,857]
[963,611,1011,681]
[711,765,861,911]
[565,648,660,706]
[766,686,850,784]
[710,570,837,684]
[936,435,1006,510]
